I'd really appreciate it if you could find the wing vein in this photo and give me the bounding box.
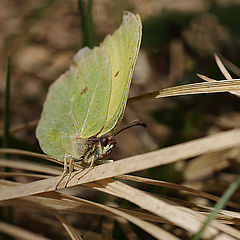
[79,51,107,136]
[70,102,80,134]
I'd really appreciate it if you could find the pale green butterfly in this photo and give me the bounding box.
[36,12,143,186]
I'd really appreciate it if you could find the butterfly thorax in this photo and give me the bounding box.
[72,135,116,167]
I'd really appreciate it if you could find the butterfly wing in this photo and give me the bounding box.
[99,12,142,135]
[36,12,142,162]
[36,47,112,161]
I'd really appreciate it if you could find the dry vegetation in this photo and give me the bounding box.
[1,0,240,239]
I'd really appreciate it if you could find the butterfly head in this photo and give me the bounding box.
[78,120,146,166]
[99,135,117,157]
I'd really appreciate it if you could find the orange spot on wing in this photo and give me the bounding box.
[81,87,88,94]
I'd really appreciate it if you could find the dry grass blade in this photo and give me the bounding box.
[196,73,240,97]
[0,148,62,165]
[0,180,179,239]
[0,180,167,224]
[201,208,240,225]
[57,193,180,240]
[215,54,232,79]
[54,212,83,240]
[219,55,240,77]
[161,201,240,225]
[1,129,240,201]
[87,179,220,239]
[89,179,240,239]
[170,198,240,239]
[3,197,166,224]
[0,158,61,175]
[0,148,83,170]
[156,79,240,98]
[0,120,38,137]
[205,219,240,240]
[215,233,237,240]
[181,207,240,239]
[219,210,240,220]
[196,177,240,239]
[0,220,50,240]
[184,150,231,181]
[197,54,240,98]
[117,175,240,209]
[196,74,218,82]
[0,172,50,179]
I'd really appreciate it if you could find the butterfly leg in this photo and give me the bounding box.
[55,154,69,189]
[77,155,95,180]
[64,157,74,187]
[89,156,96,167]
[56,155,78,189]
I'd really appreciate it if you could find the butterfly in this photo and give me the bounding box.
[36,12,143,187]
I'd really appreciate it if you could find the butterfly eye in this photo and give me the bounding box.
[101,137,108,147]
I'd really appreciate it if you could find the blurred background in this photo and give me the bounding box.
[1,0,240,239]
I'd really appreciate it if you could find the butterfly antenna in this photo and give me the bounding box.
[111,120,147,138]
